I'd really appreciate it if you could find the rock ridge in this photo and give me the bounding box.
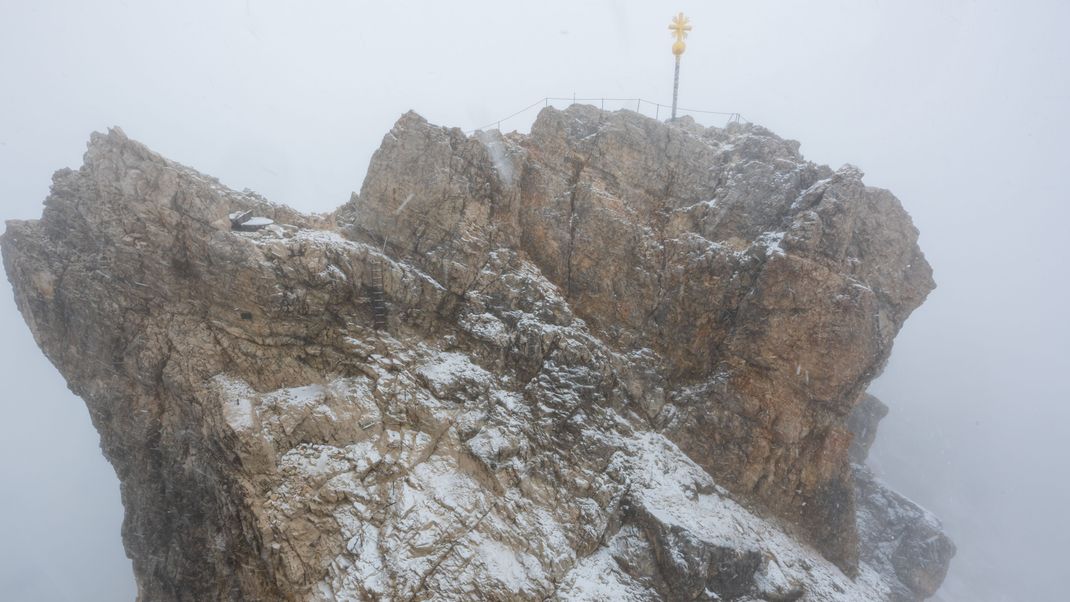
[3,106,952,601]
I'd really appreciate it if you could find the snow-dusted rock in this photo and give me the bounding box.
[2,107,950,600]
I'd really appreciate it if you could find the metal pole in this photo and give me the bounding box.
[671,55,681,120]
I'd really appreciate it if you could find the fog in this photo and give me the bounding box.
[1,1,1067,600]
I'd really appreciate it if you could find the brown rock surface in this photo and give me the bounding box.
[3,107,950,600]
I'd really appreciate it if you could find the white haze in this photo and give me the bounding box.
[1,1,1067,600]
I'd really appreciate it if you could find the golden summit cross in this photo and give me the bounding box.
[668,12,692,120]
[669,12,692,56]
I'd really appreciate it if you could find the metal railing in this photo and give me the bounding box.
[465,96,748,134]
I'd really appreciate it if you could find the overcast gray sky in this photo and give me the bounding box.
[2,1,1068,600]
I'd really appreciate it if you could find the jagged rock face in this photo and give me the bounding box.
[3,106,950,601]
[344,106,934,571]
[847,395,956,602]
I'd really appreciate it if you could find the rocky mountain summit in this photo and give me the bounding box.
[2,105,953,601]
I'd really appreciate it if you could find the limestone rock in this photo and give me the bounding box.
[3,107,951,600]
[848,395,956,601]
[847,393,889,463]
